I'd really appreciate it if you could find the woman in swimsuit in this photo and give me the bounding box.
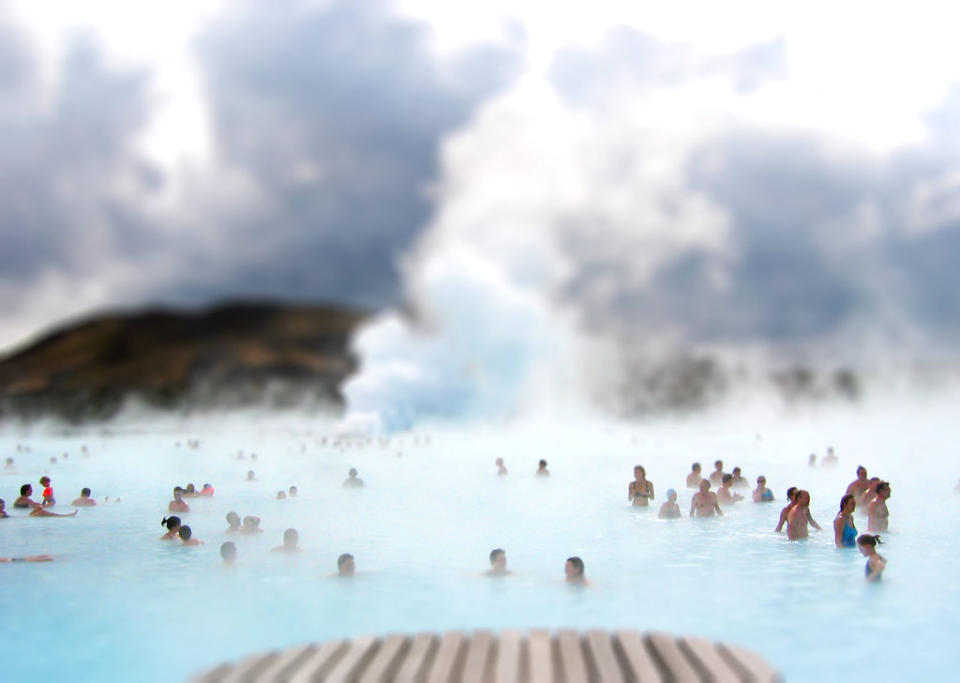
[752,476,774,502]
[658,489,681,519]
[628,466,654,507]
[160,516,181,540]
[858,534,886,582]
[868,482,891,532]
[833,494,857,548]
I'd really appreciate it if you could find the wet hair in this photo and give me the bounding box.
[185,483,196,493]
[161,516,181,531]
[566,556,584,575]
[732,467,741,475]
[203,483,212,489]
[489,548,505,564]
[857,534,883,547]
[796,489,810,502]
[242,515,260,527]
[666,489,677,498]
[539,459,548,468]
[289,486,298,495]
[839,494,855,511]
[20,484,31,496]
[178,525,192,541]
[714,460,723,468]
[283,528,298,545]
[634,465,645,475]
[877,481,891,495]
[722,474,733,485]
[691,462,701,471]
[173,486,184,496]
[349,468,358,476]
[81,488,91,497]
[337,553,354,569]
[221,542,237,561]
[39,476,50,485]
[226,511,241,527]
[857,465,867,476]
[699,479,711,489]
[756,475,766,483]
[786,486,798,500]
[277,490,287,499]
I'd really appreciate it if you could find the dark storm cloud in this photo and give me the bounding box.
[156,0,521,309]
[0,29,155,286]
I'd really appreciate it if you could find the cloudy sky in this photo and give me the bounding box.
[2,0,959,357]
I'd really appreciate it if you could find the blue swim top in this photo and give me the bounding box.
[761,489,774,501]
[842,522,857,548]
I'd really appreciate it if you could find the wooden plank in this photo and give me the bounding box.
[645,633,700,683]
[326,635,381,683]
[395,633,438,683]
[219,651,279,683]
[584,630,625,683]
[461,631,494,683]
[494,629,522,683]
[257,644,317,683]
[557,630,589,683]
[528,629,553,683]
[615,630,664,683]
[288,638,349,683]
[359,635,409,683]
[716,644,782,683]
[678,637,741,683]
[426,631,465,683]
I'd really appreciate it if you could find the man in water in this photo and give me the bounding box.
[690,479,723,517]
[708,460,726,486]
[868,482,891,532]
[496,458,508,475]
[272,528,301,553]
[536,460,550,477]
[71,488,96,507]
[168,487,190,513]
[845,466,870,497]
[775,487,798,532]
[240,516,262,534]
[337,553,355,577]
[730,467,749,489]
[342,468,364,488]
[686,463,702,489]
[564,556,588,585]
[484,548,512,576]
[717,474,744,505]
[221,542,237,566]
[787,490,817,540]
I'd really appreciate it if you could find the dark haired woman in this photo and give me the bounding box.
[858,534,886,582]
[628,466,654,507]
[833,495,857,548]
[160,516,181,540]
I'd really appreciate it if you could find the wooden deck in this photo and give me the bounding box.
[192,629,783,683]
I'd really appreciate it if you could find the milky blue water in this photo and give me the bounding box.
[1,399,958,681]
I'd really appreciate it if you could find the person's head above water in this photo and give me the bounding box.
[666,489,677,501]
[839,494,856,512]
[246,470,255,480]
[221,542,237,564]
[173,487,184,500]
[348,468,358,477]
[162,516,181,531]
[20,484,32,496]
[564,556,585,582]
[877,482,891,498]
[732,467,742,477]
[226,511,241,528]
[289,486,298,496]
[283,528,298,548]
[489,548,507,572]
[276,490,287,500]
[178,525,193,541]
[39,476,50,487]
[714,460,723,470]
[856,466,867,479]
[691,462,701,473]
[722,474,733,486]
[539,459,547,468]
[857,533,882,549]
[786,486,798,502]
[337,553,355,576]
[699,479,711,492]
[796,490,810,506]
[80,488,91,498]
[633,465,645,478]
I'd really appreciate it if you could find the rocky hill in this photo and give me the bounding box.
[0,302,367,422]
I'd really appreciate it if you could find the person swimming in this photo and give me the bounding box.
[342,468,364,488]
[834,495,857,548]
[690,480,723,517]
[168,487,189,513]
[717,475,744,505]
[484,548,512,576]
[628,466,654,507]
[868,482,891,532]
[71,488,96,507]
[496,458,508,475]
[272,528,301,553]
[240,516,262,534]
[225,511,241,534]
[858,534,886,581]
[564,556,588,585]
[337,553,355,577]
[221,542,237,565]
[200,483,215,497]
[658,490,681,519]
[0,555,54,562]
[686,463,702,489]
[161,516,182,540]
[39,476,55,506]
[179,525,202,546]
[752,476,774,502]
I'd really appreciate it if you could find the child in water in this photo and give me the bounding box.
[858,534,886,581]
[658,490,681,519]
[39,476,55,506]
